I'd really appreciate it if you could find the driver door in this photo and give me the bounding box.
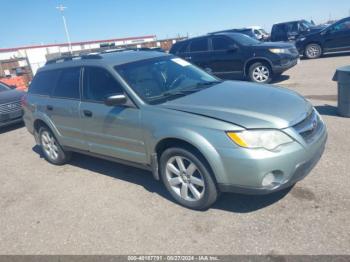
[80,66,147,164]
[324,19,350,51]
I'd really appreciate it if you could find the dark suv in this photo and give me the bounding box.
[271,20,326,42]
[169,33,299,83]
[295,17,350,59]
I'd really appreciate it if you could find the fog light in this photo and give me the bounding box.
[262,171,284,187]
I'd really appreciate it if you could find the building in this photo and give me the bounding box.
[0,35,186,90]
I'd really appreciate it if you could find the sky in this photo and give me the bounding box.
[1,0,350,48]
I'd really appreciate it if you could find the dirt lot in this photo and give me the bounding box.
[0,54,349,255]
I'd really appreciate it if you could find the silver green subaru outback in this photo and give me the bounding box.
[23,51,327,210]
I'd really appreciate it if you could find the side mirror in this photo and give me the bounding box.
[104,94,127,106]
[227,44,239,52]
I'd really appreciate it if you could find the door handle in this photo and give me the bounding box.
[185,56,192,60]
[47,105,53,111]
[83,110,93,117]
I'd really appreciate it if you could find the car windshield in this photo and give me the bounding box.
[115,56,220,104]
[0,83,10,92]
[229,33,261,45]
[301,20,314,30]
[260,29,268,35]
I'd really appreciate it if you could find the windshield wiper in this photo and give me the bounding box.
[148,81,223,102]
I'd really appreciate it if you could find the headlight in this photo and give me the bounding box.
[269,48,289,54]
[226,130,293,151]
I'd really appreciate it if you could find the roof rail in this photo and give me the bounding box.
[45,54,103,65]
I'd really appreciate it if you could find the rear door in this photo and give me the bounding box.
[323,19,350,51]
[183,38,211,71]
[207,35,244,79]
[80,66,147,164]
[48,67,87,150]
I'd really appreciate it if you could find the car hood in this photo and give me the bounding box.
[301,26,327,37]
[0,89,23,104]
[160,81,312,129]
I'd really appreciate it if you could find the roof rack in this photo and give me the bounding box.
[45,54,103,65]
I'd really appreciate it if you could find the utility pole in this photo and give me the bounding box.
[56,4,72,54]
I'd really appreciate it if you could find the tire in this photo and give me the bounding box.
[160,147,218,210]
[248,62,272,84]
[39,126,71,165]
[304,43,322,59]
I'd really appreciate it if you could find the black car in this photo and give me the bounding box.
[295,17,350,59]
[271,20,326,42]
[169,33,299,83]
[0,82,24,128]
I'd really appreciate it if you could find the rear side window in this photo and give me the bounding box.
[212,37,232,50]
[83,67,124,102]
[52,67,81,99]
[29,70,60,95]
[189,38,208,52]
[170,42,188,54]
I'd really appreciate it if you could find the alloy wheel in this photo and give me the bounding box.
[252,65,270,82]
[165,156,205,201]
[306,45,321,59]
[41,131,59,161]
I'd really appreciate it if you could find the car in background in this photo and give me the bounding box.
[209,27,269,41]
[271,20,326,42]
[0,81,24,128]
[169,32,299,83]
[247,26,270,41]
[295,16,350,59]
[23,51,327,210]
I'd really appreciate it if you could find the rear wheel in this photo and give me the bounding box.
[304,43,322,59]
[160,147,218,210]
[39,126,71,165]
[248,62,272,84]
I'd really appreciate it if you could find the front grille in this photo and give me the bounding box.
[0,101,22,114]
[293,109,322,143]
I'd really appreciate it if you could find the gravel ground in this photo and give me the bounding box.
[0,54,349,255]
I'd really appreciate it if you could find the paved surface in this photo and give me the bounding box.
[0,54,350,255]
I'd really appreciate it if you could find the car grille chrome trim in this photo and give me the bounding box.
[293,109,321,143]
[0,101,22,114]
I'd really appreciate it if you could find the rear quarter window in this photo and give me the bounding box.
[28,70,60,96]
[170,41,189,54]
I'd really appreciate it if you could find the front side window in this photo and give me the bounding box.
[83,67,124,102]
[189,38,208,52]
[29,70,60,96]
[53,67,80,99]
[212,37,232,50]
[116,56,219,105]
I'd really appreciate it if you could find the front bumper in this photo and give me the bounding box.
[272,57,299,74]
[0,111,23,128]
[216,120,327,195]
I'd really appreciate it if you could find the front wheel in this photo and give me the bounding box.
[304,43,322,59]
[248,62,272,84]
[160,147,218,210]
